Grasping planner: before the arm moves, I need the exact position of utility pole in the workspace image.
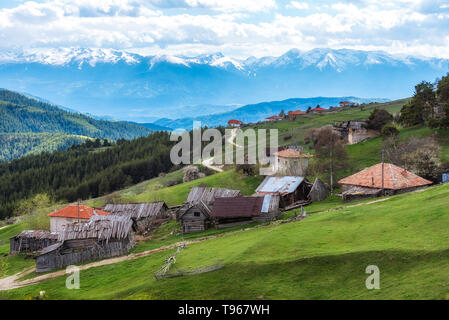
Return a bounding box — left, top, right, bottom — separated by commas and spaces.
381, 149, 385, 196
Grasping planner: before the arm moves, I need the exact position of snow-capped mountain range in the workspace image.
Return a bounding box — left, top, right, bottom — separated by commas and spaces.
0, 47, 447, 121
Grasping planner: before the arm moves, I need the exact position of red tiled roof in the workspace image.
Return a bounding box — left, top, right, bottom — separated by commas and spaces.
228, 119, 242, 124
338, 163, 432, 190
47, 205, 110, 219
211, 197, 264, 218
266, 116, 283, 120
275, 148, 312, 158
288, 110, 307, 116
311, 107, 326, 112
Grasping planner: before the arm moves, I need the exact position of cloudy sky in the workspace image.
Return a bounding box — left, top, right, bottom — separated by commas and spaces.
0, 0, 448, 58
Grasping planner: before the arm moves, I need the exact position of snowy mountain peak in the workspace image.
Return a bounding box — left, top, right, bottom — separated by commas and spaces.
0, 48, 447, 74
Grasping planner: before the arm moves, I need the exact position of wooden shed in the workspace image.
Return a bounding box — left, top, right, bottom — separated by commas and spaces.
308, 178, 328, 202
211, 195, 280, 229
10, 230, 60, 254
36, 215, 135, 273
104, 202, 168, 235
178, 187, 241, 233
255, 176, 312, 210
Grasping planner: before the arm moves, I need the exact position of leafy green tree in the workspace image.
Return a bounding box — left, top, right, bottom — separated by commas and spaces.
381, 123, 399, 140
366, 108, 393, 131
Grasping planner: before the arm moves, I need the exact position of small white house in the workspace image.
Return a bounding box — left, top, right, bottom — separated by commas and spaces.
47, 205, 110, 232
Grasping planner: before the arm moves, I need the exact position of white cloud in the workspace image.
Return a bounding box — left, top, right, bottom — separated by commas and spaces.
286, 1, 309, 10
0, 0, 448, 59
147, 0, 277, 12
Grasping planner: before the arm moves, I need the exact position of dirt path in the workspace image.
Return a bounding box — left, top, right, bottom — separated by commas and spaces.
0, 228, 256, 291
201, 128, 242, 172
202, 157, 223, 172
0, 195, 396, 291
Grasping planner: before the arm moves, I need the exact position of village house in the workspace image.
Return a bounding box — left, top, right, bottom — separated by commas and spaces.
178, 187, 241, 233
210, 195, 280, 229
104, 202, 169, 235
47, 204, 110, 232
265, 115, 283, 121
274, 148, 312, 176
255, 175, 313, 210
339, 101, 356, 107
311, 107, 327, 114
228, 119, 242, 127
338, 163, 433, 202
288, 110, 307, 119
333, 120, 379, 145
36, 215, 135, 273
10, 230, 60, 254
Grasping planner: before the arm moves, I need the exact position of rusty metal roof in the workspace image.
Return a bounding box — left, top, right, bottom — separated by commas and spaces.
211, 197, 264, 218
255, 176, 305, 195
338, 163, 433, 190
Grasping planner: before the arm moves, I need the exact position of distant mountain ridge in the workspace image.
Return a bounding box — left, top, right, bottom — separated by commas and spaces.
153, 96, 389, 129
0, 48, 446, 121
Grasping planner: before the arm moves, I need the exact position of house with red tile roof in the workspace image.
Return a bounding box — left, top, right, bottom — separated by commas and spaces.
310, 107, 327, 114
339, 101, 356, 107
288, 110, 307, 119
338, 163, 432, 202
265, 115, 283, 121
274, 148, 312, 176
228, 119, 242, 127
47, 205, 110, 232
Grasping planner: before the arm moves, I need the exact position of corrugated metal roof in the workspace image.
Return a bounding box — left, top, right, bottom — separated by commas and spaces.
261, 195, 272, 213
255, 176, 305, 195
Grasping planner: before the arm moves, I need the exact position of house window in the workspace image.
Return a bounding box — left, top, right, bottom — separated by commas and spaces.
194, 212, 200, 217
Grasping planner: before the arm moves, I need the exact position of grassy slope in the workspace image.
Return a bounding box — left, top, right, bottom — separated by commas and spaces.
1, 183, 449, 299
249, 99, 408, 151
87, 169, 264, 208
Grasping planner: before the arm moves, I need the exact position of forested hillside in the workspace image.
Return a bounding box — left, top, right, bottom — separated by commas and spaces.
0, 132, 89, 161
0, 89, 155, 161
0, 132, 175, 219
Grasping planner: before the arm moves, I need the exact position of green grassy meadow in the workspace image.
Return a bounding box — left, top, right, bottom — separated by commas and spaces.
1, 183, 449, 299
2, 98, 449, 300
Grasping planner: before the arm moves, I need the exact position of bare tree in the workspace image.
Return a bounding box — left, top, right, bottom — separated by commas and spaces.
384, 136, 441, 181
310, 126, 348, 194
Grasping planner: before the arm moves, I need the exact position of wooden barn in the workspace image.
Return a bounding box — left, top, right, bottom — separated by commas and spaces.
255, 176, 312, 210
308, 178, 328, 202
104, 202, 168, 235
338, 163, 433, 202
178, 187, 241, 233
36, 215, 135, 273
10, 230, 60, 254
211, 195, 280, 229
